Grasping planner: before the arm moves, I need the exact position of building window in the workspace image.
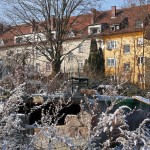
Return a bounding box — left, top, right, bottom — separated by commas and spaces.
26, 36, 32, 42
35, 63, 40, 72
78, 60, 84, 70
68, 30, 75, 37
46, 62, 51, 72
110, 24, 120, 31
51, 31, 56, 39
88, 25, 101, 35
138, 74, 144, 82
69, 66, 74, 77
116, 25, 120, 30
107, 58, 116, 67
123, 44, 130, 54
137, 37, 144, 46
68, 52, 74, 62
138, 56, 144, 65
0, 39, 4, 46
107, 41, 117, 50
135, 21, 143, 28
124, 63, 130, 72
91, 28, 98, 34
110, 26, 115, 31
107, 75, 116, 81
78, 44, 84, 53
16, 37, 23, 43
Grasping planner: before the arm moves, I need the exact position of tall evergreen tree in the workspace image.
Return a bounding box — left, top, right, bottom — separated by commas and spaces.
86, 38, 105, 75
88, 38, 98, 72
97, 47, 105, 74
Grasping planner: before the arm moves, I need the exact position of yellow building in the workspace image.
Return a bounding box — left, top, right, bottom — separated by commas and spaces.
103, 32, 148, 88
100, 5, 150, 89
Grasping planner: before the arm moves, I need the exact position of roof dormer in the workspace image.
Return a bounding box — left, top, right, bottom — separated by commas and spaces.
0, 39, 4, 46
67, 30, 75, 37
135, 20, 143, 28
88, 24, 102, 35
110, 24, 120, 31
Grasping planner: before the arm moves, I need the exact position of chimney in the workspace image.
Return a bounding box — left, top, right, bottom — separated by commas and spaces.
0, 24, 3, 33
131, 4, 136, 7
111, 6, 116, 18
31, 18, 37, 32
91, 8, 97, 24
50, 16, 55, 30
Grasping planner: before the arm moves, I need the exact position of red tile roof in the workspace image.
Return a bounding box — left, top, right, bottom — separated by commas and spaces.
0, 4, 150, 48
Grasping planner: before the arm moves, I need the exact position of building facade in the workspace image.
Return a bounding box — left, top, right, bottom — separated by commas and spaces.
0, 5, 150, 89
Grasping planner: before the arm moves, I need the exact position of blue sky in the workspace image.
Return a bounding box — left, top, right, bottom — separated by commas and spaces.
102, 0, 125, 10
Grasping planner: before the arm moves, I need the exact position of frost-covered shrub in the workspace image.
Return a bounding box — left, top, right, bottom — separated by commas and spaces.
0, 83, 34, 149
0, 74, 150, 150
117, 119, 150, 150
85, 106, 131, 149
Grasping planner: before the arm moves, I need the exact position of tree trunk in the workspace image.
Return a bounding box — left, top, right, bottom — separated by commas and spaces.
51, 59, 61, 76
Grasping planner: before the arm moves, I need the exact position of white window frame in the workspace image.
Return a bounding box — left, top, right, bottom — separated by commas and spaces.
107, 41, 117, 49
137, 37, 144, 46
68, 30, 75, 37
138, 56, 144, 65
68, 66, 74, 77
110, 26, 115, 31
51, 31, 56, 39
78, 44, 84, 53
15, 36, 23, 44
107, 58, 116, 67
15, 35, 32, 43
116, 25, 120, 30
15, 32, 52, 44
0, 39, 4, 46
110, 24, 120, 31
78, 60, 84, 70
68, 52, 74, 62
25, 35, 32, 42
36, 33, 47, 41
135, 21, 143, 28
88, 25, 101, 35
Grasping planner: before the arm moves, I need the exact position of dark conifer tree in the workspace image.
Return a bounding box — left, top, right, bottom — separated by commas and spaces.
86, 38, 105, 75
88, 38, 98, 72
97, 47, 105, 74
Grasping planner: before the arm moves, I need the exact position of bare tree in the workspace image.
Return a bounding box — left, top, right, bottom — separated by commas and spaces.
2, 0, 102, 75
